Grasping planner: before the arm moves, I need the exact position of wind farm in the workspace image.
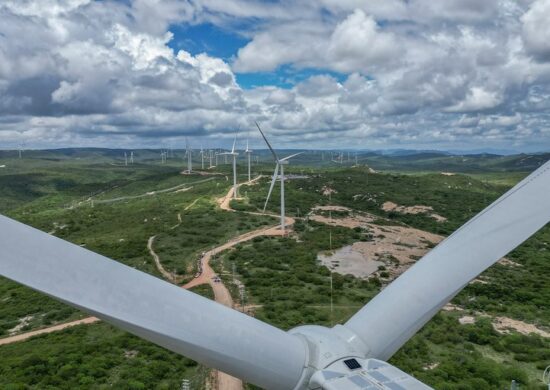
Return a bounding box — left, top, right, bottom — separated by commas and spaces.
1, 1, 550, 389
0, 142, 549, 389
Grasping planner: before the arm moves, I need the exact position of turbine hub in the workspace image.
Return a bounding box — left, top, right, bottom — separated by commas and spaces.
289, 325, 431, 389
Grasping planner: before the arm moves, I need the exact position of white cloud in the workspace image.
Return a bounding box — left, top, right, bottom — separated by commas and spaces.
0, 0, 549, 152
521, 0, 550, 62
326, 9, 401, 73
445, 87, 503, 113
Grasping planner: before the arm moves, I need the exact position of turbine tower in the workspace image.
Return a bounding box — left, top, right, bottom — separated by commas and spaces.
185, 139, 192, 173
256, 122, 302, 233
244, 138, 253, 182
130, 151, 134, 164
200, 145, 205, 170
220, 137, 239, 198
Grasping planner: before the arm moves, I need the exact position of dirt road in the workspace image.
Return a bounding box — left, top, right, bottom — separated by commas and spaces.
147, 236, 178, 283
181, 222, 288, 390
0, 317, 100, 346
218, 176, 262, 212
182, 177, 295, 390
1, 176, 293, 390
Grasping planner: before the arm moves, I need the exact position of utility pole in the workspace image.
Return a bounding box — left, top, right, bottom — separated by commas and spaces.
330, 273, 333, 327
181, 378, 190, 390
280, 163, 285, 233
240, 285, 246, 312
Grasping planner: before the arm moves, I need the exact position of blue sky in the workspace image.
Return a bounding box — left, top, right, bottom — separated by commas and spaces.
168, 22, 347, 89
168, 22, 248, 61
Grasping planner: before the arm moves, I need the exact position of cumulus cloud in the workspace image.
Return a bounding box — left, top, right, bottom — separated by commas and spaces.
326, 10, 401, 73
445, 87, 503, 113
0, 0, 549, 151
521, 0, 550, 62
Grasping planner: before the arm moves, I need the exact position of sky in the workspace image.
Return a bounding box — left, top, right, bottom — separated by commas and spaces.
0, 0, 550, 152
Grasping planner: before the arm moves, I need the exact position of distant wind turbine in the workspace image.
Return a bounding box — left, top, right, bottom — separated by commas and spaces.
256, 122, 302, 233
220, 136, 239, 198
184, 139, 192, 173
200, 145, 205, 170
244, 138, 253, 182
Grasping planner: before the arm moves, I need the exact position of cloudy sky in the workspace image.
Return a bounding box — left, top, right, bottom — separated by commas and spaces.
1, 0, 550, 151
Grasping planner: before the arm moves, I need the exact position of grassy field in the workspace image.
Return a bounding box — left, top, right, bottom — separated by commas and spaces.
0, 150, 548, 389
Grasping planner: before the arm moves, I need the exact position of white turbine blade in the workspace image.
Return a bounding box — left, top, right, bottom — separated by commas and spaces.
280, 152, 303, 162
264, 163, 279, 212
255, 122, 279, 162
345, 160, 550, 361
0, 215, 306, 390
231, 135, 237, 154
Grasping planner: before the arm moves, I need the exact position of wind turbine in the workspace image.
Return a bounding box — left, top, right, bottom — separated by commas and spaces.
1, 160, 550, 389
220, 136, 239, 198
130, 151, 134, 164
2, 160, 550, 389
244, 138, 253, 182
124, 152, 128, 166
184, 139, 192, 173
200, 145, 205, 170
256, 122, 302, 233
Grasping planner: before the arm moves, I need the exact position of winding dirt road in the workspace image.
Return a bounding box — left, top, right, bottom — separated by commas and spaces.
1, 176, 294, 390
182, 177, 294, 390
147, 235, 178, 283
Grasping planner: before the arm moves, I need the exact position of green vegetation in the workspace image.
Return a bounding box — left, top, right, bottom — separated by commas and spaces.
213, 221, 372, 329
0, 284, 213, 390
0, 278, 83, 337
0, 150, 548, 389
391, 314, 549, 389
154, 202, 273, 277
241, 167, 505, 235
